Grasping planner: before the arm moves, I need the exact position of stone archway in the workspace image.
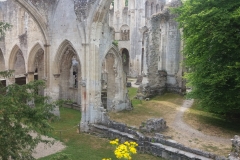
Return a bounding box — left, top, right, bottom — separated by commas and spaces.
28, 43, 45, 83
9, 45, 26, 85
59, 48, 81, 106
101, 52, 116, 110
54, 40, 82, 107
101, 46, 129, 112
121, 48, 130, 75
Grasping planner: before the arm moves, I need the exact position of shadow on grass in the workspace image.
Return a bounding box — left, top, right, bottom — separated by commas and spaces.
188, 101, 240, 134
40, 107, 164, 160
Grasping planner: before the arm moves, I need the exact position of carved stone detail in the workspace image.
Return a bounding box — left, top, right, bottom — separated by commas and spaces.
74, 0, 97, 22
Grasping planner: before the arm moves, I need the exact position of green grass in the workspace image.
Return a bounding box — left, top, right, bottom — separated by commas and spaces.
128, 87, 143, 107
39, 107, 164, 160
109, 88, 183, 127
192, 102, 240, 132
184, 101, 240, 137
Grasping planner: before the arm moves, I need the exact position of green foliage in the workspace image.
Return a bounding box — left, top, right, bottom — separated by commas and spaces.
0, 22, 12, 36
173, 0, 240, 116
125, 0, 128, 7
0, 71, 56, 159
112, 40, 118, 47
111, 0, 114, 7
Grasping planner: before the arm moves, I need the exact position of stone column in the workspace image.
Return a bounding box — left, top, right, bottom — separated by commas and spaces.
44, 44, 51, 87
6, 76, 15, 86
26, 72, 34, 83
50, 74, 61, 117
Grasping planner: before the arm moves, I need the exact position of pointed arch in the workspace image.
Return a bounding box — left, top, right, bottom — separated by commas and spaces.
15, 0, 49, 43
28, 43, 44, 73
9, 45, 22, 70
101, 45, 126, 111
54, 40, 81, 75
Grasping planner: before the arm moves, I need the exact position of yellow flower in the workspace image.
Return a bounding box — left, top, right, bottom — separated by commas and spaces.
108, 139, 138, 160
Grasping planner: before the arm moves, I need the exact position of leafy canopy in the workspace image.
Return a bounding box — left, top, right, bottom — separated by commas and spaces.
173, 0, 240, 115
0, 70, 56, 159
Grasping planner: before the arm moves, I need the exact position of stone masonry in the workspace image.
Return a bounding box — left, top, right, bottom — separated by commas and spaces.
0, 0, 185, 132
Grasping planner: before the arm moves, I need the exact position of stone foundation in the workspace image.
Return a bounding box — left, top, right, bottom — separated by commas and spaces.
139, 118, 167, 133
229, 135, 240, 160
90, 117, 227, 160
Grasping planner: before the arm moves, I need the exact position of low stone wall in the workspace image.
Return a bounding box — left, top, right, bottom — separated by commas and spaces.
139, 118, 167, 133
229, 135, 240, 160
90, 119, 227, 160
64, 103, 81, 111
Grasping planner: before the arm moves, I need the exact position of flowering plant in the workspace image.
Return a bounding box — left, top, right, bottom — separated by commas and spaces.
103, 139, 138, 160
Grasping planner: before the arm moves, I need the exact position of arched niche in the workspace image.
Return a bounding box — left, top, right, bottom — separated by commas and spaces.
55, 40, 82, 106
145, 1, 150, 18
120, 24, 130, 41
101, 46, 126, 111
156, 4, 160, 13
28, 43, 45, 81
9, 45, 26, 85
151, 2, 155, 15
120, 48, 130, 75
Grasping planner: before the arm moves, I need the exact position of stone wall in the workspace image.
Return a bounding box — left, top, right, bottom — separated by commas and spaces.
144, 1, 185, 96
229, 135, 240, 160
90, 117, 227, 160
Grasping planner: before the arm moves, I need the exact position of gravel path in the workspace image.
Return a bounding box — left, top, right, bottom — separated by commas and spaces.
173, 99, 229, 144
32, 134, 66, 159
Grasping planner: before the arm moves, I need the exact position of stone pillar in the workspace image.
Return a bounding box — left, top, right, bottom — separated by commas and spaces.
44, 44, 51, 88
50, 74, 61, 117
80, 43, 90, 132
26, 72, 34, 83
6, 76, 15, 86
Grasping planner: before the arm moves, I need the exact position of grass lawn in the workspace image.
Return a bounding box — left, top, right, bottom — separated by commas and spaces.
109, 87, 184, 127
184, 101, 240, 138
39, 107, 164, 160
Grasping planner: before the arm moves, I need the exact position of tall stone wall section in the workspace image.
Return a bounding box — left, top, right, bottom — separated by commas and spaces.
147, 11, 168, 95
145, 1, 185, 95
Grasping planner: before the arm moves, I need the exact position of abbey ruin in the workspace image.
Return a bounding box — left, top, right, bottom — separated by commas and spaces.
0, 0, 185, 132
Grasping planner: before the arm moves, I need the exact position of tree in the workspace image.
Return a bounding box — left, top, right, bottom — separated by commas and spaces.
0, 70, 56, 159
173, 0, 240, 116
0, 22, 59, 160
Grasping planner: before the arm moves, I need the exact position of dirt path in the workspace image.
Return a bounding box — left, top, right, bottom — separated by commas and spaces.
129, 80, 231, 155
32, 133, 66, 159
173, 99, 229, 144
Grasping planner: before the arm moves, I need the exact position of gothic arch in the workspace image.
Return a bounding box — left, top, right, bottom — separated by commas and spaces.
53, 40, 81, 75
156, 4, 160, 13
8, 45, 23, 71
120, 24, 130, 41
55, 40, 82, 105
87, 0, 113, 43
151, 2, 155, 15
15, 0, 49, 43
101, 45, 125, 111
120, 48, 130, 75
28, 43, 44, 73
145, 1, 150, 18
